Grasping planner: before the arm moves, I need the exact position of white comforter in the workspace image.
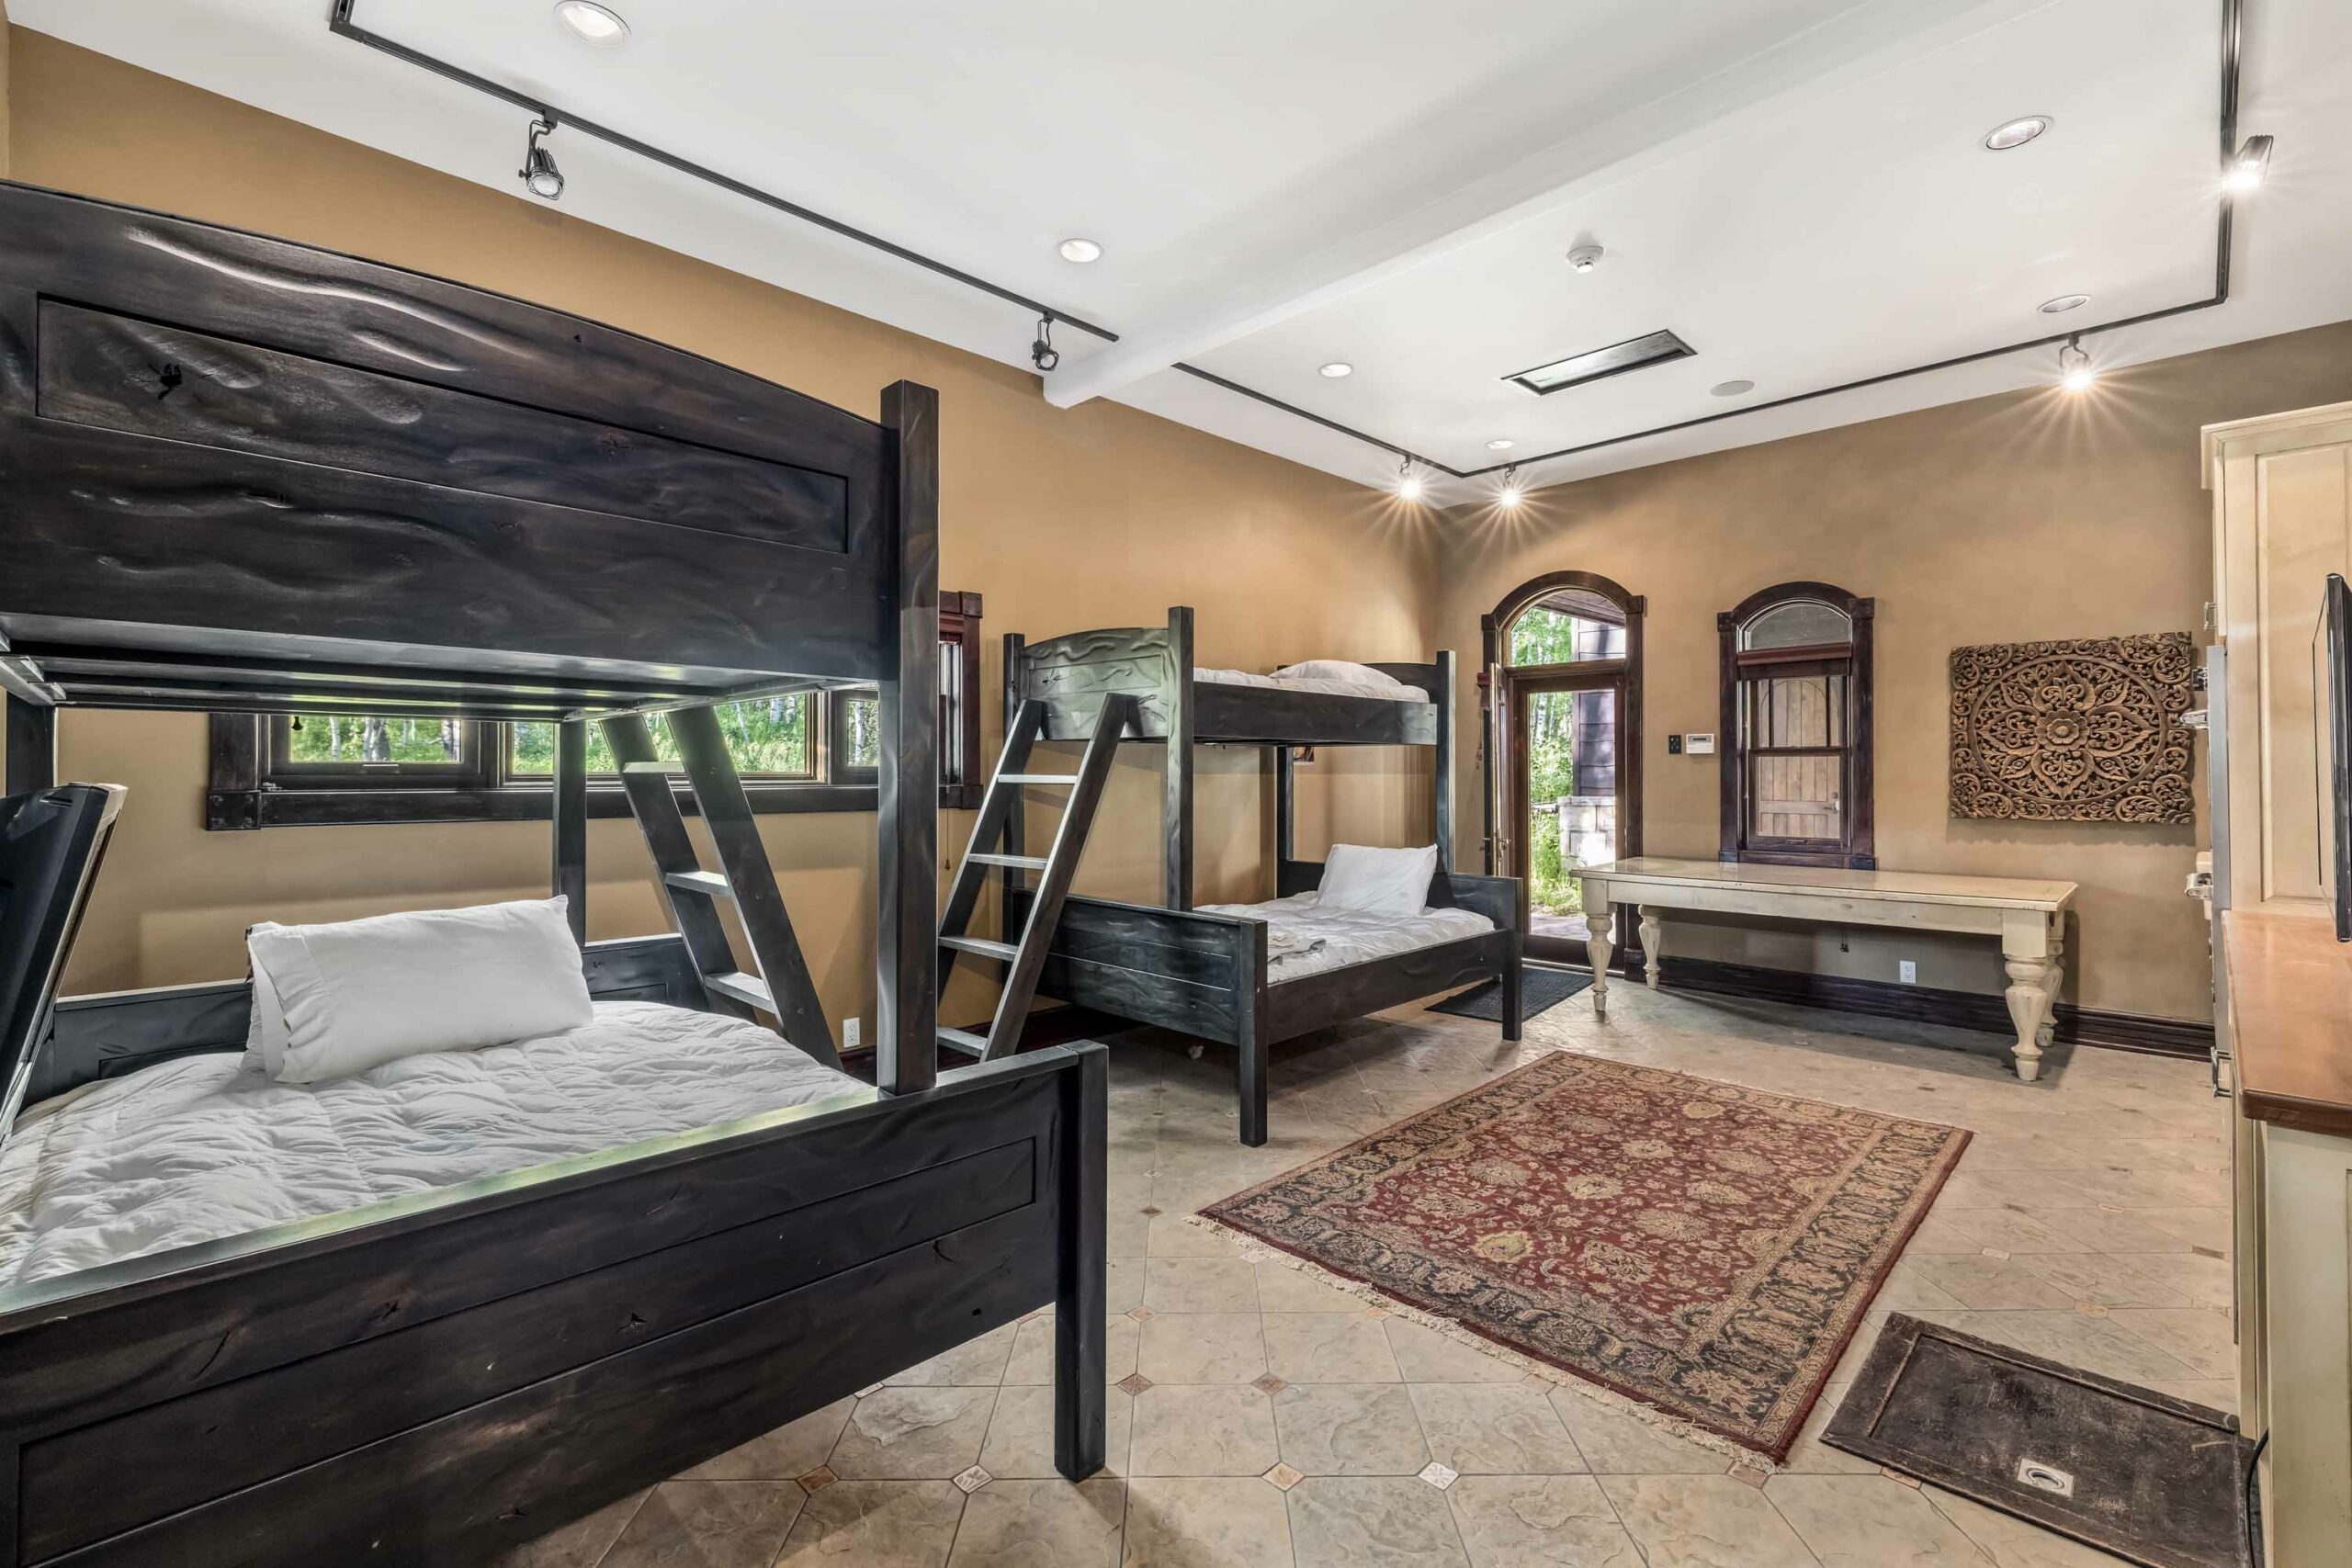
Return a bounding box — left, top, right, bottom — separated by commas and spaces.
1196, 668, 1430, 704
1195, 892, 1493, 983
0, 1001, 854, 1288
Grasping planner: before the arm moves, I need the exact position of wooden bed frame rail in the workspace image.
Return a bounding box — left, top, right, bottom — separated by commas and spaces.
0, 1043, 1107, 1567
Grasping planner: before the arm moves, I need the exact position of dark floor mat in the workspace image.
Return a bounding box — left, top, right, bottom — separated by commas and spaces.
1429, 966, 1591, 1022
1827, 1314, 2258, 1568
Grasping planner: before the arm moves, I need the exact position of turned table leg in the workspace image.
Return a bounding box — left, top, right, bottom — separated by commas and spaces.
1586, 907, 1614, 1017
2037, 932, 2065, 1051
1638, 906, 1663, 989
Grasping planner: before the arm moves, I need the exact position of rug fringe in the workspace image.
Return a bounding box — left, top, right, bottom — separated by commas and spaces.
1182, 1209, 1778, 1471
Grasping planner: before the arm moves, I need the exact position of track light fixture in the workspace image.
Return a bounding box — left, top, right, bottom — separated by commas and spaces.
519, 118, 565, 201
1030, 313, 1060, 374
1396, 456, 1425, 503
2058, 334, 2097, 393
2225, 133, 2274, 193
1497, 466, 1525, 509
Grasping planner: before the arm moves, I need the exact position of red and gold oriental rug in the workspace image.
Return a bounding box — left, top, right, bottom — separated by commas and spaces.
1198, 1052, 1968, 1461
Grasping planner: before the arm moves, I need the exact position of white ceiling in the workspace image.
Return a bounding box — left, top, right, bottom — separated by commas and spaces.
17, 0, 2352, 503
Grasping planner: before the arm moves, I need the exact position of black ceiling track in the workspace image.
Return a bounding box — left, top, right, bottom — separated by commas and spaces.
328, 0, 2246, 487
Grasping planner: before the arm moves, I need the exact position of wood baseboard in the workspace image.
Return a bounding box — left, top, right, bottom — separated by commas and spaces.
1654, 956, 2212, 1059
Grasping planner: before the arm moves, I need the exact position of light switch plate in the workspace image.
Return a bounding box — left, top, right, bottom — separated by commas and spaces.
1685, 732, 1716, 755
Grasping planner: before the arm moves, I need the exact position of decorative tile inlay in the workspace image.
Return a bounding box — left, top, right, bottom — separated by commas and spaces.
1949, 631, 2194, 823
1418, 1461, 1460, 1491
1263, 1462, 1304, 1492
953, 1464, 992, 1495
1981, 1247, 2011, 1260
797, 1466, 836, 1494
1732, 1464, 1770, 1489
1117, 1372, 1155, 1397
1141, 1205, 1163, 1217
2076, 1301, 2111, 1317
1127, 1306, 1156, 1323
1252, 1374, 1289, 1395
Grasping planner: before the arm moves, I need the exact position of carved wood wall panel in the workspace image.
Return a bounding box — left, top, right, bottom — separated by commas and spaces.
1949, 632, 2194, 823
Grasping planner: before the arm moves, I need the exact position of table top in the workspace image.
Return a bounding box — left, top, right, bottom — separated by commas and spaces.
1577, 856, 2077, 911
2225, 907, 2352, 1139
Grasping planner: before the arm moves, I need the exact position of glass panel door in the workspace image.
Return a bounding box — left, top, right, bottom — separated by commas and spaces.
1515, 677, 1622, 962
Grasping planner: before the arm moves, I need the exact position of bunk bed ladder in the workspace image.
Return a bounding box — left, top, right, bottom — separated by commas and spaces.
605, 708, 840, 1070
936, 694, 1135, 1062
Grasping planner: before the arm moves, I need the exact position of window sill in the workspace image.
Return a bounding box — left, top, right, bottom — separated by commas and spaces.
207, 781, 882, 830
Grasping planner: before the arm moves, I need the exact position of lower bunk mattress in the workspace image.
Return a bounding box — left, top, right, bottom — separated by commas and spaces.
1193, 892, 1493, 983
0, 999, 854, 1288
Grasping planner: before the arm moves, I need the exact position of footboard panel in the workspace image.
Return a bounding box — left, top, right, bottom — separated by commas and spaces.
1012, 892, 1262, 1044
0, 1045, 1106, 1567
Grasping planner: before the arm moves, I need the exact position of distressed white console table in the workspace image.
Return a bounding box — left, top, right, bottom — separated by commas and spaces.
1576, 858, 2078, 1081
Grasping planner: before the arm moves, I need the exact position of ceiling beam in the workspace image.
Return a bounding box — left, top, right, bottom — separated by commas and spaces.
1045, 0, 2063, 412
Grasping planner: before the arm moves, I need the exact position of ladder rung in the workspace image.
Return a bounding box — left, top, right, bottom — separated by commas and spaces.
703, 970, 773, 1010
936, 1026, 989, 1058
968, 852, 1049, 871
942, 935, 1018, 962
664, 869, 731, 897
998, 773, 1080, 785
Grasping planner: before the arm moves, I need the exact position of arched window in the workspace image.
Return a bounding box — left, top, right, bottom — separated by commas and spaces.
1717, 581, 1874, 868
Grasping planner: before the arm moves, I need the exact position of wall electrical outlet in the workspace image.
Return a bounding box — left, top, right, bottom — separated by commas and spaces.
842, 1018, 863, 1050
1898, 960, 1917, 985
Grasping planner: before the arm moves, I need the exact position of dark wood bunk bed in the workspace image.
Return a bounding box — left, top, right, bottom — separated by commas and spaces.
0, 182, 1104, 1568
998, 610, 1524, 1146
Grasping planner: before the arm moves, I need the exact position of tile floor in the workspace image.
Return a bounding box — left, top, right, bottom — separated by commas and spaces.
502, 981, 2234, 1567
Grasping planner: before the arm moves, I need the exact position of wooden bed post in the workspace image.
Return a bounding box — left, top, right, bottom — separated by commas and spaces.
1001, 631, 1028, 934
552, 718, 588, 946
878, 380, 941, 1096
1233, 918, 1271, 1146
1054, 1042, 1110, 1478
6, 693, 59, 795
1166, 606, 1195, 910
1433, 649, 1456, 874
1273, 743, 1296, 875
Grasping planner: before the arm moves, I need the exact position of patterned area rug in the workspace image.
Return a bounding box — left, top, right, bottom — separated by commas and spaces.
1198, 1052, 1969, 1461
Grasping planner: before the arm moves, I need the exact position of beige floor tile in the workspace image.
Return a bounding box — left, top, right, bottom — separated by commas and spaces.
1596, 1474, 1816, 1567
1776, 1384, 1877, 1476
1384, 1318, 1528, 1383
888, 1322, 1019, 1386
775, 1479, 965, 1568
2030, 1209, 2202, 1255
1446, 1474, 1642, 1566
1140, 1313, 1270, 1384
676, 1397, 858, 1482
1546, 1389, 1731, 1476
946, 1477, 1125, 1568
1904, 1255, 2077, 1310
1287, 1475, 1470, 1568
979, 1383, 1135, 1480
1273, 1382, 1431, 1476
1933, 1311, 2197, 1386
1130, 1384, 1282, 1477
491, 1488, 649, 1568
2127, 1207, 2233, 1252
1151, 1213, 1249, 1258
601, 1480, 804, 1568
2007, 1252, 2192, 1310
2144, 1377, 2239, 1416
827, 1387, 998, 1480
1255, 1262, 1367, 1314
2108, 1306, 2237, 1379
1263, 1313, 1403, 1382
1873, 1262, 1969, 1312
1122, 1476, 1295, 1568
1922, 1484, 2138, 1565
1768, 1472, 1986, 1565
1006, 1314, 1142, 1385
1146, 1258, 1262, 1314
1408, 1383, 1586, 1475
1107, 1257, 1149, 1314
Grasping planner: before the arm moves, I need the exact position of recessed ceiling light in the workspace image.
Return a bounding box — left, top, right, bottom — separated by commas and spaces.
2038, 293, 2091, 314
553, 1, 629, 46
1486, 438, 1515, 451
1709, 379, 1755, 398
1057, 237, 1102, 264
1983, 115, 2052, 151
1318, 362, 1353, 379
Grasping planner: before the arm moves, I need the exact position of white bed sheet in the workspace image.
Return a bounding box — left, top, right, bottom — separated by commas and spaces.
0, 1000, 855, 1288
1195, 668, 1429, 704
1194, 892, 1493, 983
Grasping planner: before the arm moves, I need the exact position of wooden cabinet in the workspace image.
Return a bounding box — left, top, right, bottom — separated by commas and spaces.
2204, 401, 2352, 915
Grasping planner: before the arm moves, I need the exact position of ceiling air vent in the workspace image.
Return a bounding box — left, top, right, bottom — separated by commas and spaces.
1505, 329, 1695, 395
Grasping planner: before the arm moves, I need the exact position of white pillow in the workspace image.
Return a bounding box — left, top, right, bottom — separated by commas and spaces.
1317, 844, 1438, 918
1273, 660, 1408, 689
245, 898, 592, 1084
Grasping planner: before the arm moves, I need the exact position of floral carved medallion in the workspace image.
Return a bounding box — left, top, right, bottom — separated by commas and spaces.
1949, 632, 2194, 823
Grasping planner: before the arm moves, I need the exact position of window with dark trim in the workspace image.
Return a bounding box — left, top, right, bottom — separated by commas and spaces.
1717, 581, 1874, 869
208, 592, 984, 829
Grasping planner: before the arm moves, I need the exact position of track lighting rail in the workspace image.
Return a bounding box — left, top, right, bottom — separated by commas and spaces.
328, 0, 2252, 489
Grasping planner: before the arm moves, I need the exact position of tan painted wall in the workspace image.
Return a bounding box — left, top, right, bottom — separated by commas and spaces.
1436, 319, 2352, 1023
1, 3, 12, 175
5, 32, 1437, 1032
